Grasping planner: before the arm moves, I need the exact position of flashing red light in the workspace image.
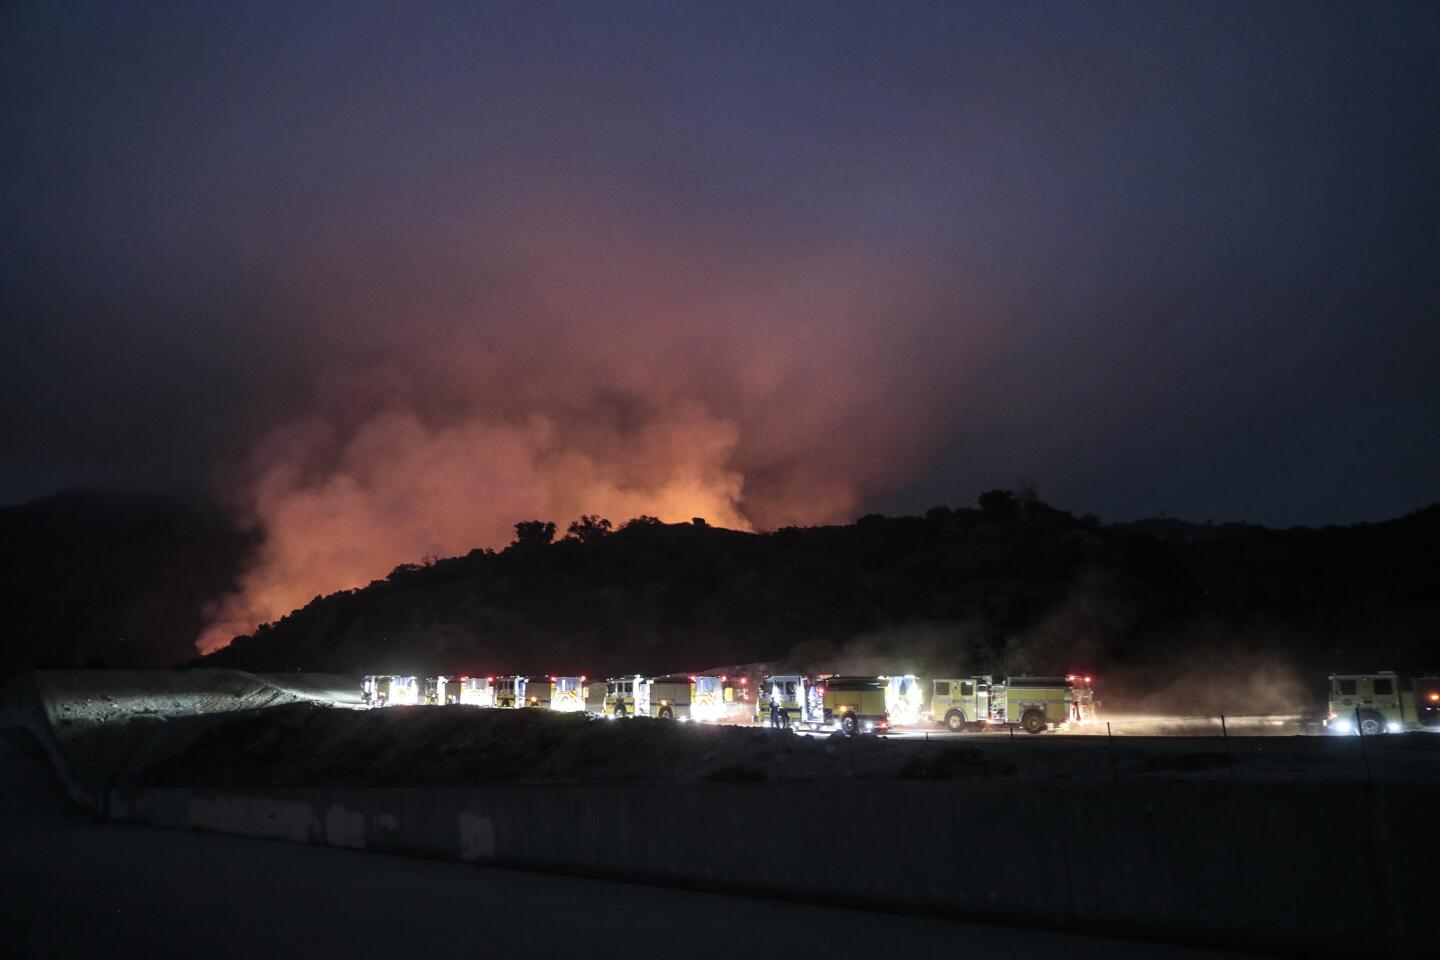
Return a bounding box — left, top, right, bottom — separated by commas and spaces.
1084, 676, 1092, 683
1429, 692, 1439, 702
580, 675, 587, 682
740, 678, 748, 685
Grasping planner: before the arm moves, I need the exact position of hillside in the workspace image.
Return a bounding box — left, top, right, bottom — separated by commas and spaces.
0, 490, 255, 675
199, 494, 1440, 710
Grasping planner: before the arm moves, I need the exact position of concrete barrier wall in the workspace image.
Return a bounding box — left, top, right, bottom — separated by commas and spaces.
106, 780, 1436, 959
0, 674, 97, 812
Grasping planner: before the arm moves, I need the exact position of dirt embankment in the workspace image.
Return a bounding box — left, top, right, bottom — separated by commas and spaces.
101, 702, 1440, 789
7, 670, 1438, 792
37, 669, 360, 728
0, 670, 361, 801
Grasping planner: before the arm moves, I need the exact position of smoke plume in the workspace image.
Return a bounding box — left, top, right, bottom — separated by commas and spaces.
197, 196, 975, 653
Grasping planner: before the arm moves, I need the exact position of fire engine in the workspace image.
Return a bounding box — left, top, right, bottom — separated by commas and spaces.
496, 676, 551, 709
361, 675, 419, 707
823, 676, 892, 735
423, 676, 467, 705
599, 675, 728, 720
453, 676, 495, 707
1066, 674, 1099, 723
755, 675, 825, 729
755, 674, 897, 735
927, 675, 1088, 733
690, 675, 729, 722
1325, 672, 1440, 734
585, 681, 608, 714
722, 677, 754, 722
649, 675, 693, 718
548, 676, 587, 712
885, 675, 924, 727
604, 675, 650, 717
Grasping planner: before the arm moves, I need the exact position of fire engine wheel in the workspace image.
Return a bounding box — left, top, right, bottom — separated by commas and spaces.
840, 713, 860, 737
945, 711, 966, 732
1357, 713, 1384, 736
1021, 711, 1046, 734
658, 707, 674, 720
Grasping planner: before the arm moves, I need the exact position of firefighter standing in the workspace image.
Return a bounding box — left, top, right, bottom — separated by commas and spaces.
769, 696, 782, 729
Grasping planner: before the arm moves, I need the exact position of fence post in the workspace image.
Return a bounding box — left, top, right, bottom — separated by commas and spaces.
1356, 706, 1372, 782
1221, 713, 1233, 781
1107, 721, 1118, 781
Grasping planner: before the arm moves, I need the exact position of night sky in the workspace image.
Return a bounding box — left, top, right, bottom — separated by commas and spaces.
4, 2, 1439, 642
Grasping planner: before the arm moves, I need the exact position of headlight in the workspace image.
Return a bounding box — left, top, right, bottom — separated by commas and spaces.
1387, 722, 1403, 733
1332, 719, 1352, 733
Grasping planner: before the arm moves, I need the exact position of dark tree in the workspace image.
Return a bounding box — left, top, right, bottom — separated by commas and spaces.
978, 489, 1017, 520
565, 515, 613, 543
512, 520, 557, 547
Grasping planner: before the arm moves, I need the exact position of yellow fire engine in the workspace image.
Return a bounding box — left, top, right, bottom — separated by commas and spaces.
453, 676, 495, 707
927, 675, 1090, 733
1326, 672, 1440, 734
548, 676, 587, 712
361, 675, 419, 707
756, 675, 895, 735
603, 675, 650, 717
496, 676, 551, 708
